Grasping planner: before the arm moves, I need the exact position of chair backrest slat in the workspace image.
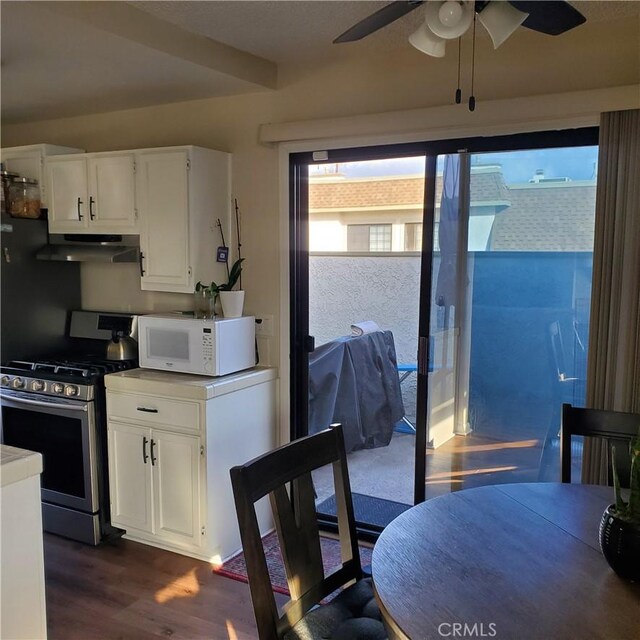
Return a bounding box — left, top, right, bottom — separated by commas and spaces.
230, 424, 363, 640
560, 403, 640, 484
270, 475, 323, 599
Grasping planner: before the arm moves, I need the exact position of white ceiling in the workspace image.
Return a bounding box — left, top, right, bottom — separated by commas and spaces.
2, 1, 638, 124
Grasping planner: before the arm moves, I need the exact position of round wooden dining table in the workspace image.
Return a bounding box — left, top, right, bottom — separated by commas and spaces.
372, 483, 640, 640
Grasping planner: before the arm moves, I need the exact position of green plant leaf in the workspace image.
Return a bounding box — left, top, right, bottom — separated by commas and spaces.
226, 258, 244, 291
626, 429, 640, 523
612, 444, 627, 517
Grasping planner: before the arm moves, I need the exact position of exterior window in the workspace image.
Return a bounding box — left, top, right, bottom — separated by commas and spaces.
405, 223, 422, 251
348, 224, 392, 251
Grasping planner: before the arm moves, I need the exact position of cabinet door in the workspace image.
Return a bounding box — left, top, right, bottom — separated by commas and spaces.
152, 431, 202, 547
108, 422, 153, 533
87, 155, 137, 232
137, 150, 191, 292
46, 158, 89, 232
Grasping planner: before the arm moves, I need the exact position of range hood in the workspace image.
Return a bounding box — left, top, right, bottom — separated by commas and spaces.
37, 234, 140, 263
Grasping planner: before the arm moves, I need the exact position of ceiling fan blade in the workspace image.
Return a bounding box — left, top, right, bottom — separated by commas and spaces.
334, 1, 424, 43
508, 1, 585, 36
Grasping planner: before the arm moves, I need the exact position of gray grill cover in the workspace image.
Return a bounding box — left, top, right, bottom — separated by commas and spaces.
308, 331, 405, 453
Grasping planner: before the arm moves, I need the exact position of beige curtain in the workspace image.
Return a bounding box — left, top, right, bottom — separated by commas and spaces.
582, 109, 640, 484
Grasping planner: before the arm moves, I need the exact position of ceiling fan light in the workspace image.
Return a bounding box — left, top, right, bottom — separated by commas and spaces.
438, 1, 463, 27
425, 1, 474, 40
478, 1, 529, 49
409, 24, 446, 57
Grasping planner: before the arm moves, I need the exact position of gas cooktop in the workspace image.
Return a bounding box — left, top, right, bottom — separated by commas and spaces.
3, 357, 136, 380
1, 310, 140, 398
1, 357, 138, 401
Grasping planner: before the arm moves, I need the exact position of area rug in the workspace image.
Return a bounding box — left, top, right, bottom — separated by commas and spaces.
317, 492, 410, 529
213, 531, 373, 596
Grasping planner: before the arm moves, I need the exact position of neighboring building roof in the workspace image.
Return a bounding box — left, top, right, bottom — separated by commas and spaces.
489, 182, 596, 251
310, 175, 425, 209
309, 165, 596, 252
309, 165, 508, 210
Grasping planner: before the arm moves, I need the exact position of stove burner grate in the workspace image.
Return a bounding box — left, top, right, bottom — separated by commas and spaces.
2, 357, 137, 381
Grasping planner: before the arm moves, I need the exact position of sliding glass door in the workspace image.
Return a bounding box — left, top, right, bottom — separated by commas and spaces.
291, 147, 432, 534
290, 128, 599, 534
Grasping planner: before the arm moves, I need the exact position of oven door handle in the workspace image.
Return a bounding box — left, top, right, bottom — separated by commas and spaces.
2, 394, 88, 412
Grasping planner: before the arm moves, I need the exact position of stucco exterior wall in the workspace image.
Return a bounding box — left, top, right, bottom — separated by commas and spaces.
310, 254, 422, 418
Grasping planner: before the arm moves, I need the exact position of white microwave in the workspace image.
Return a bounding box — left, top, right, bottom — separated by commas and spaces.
138, 314, 255, 376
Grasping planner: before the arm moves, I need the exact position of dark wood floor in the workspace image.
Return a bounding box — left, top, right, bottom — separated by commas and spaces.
43, 533, 270, 639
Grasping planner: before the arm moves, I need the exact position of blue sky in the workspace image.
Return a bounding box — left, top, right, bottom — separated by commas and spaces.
310, 146, 598, 184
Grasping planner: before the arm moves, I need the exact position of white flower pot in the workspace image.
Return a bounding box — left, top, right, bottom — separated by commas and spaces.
220, 290, 245, 318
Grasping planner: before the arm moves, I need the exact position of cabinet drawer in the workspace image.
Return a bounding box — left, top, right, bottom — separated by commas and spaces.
107, 392, 200, 434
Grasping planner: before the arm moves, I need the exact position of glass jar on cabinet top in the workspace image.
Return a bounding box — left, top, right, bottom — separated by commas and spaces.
8, 177, 41, 219
1, 169, 19, 216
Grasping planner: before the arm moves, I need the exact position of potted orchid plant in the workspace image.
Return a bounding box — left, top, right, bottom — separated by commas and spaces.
195, 201, 245, 318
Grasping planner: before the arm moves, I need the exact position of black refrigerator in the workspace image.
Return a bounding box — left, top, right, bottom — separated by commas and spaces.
1, 214, 81, 361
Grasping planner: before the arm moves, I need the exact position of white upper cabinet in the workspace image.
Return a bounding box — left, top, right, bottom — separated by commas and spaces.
46, 156, 90, 230
136, 150, 190, 291
87, 155, 137, 231
136, 146, 231, 294
46, 152, 138, 234
11, 143, 231, 293
1, 144, 84, 207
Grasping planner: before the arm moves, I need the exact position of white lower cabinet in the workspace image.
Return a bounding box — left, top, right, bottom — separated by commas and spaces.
105, 367, 277, 562
109, 422, 203, 547
108, 422, 152, 533
152, 429, 202, 546
108, 421, 202, 551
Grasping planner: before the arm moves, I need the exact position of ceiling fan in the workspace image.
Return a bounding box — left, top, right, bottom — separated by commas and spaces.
334, 1, 586, 110
335, 1, 586, 49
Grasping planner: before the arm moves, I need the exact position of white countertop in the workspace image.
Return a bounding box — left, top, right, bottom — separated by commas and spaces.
0, 445, 43, 488
105, 366, 278, 400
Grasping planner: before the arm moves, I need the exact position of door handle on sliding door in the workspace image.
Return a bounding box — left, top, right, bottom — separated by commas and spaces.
418, 336, 429, 376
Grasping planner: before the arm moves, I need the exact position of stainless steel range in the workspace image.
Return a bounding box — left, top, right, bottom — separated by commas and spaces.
0, 311, 139, 545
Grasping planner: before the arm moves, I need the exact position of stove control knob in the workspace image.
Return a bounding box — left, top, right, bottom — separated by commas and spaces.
12, 377, 25, 389
52, 383, 65, 394
31, 380, 46, 392
1, 376, 11, 387
65, 385, 79, 397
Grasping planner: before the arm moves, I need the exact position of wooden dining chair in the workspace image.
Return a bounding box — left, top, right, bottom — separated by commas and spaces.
230, 424, 387, 640
560, 403, 640, 485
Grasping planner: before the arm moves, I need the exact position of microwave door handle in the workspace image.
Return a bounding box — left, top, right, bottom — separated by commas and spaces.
1, 395, 88, 411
